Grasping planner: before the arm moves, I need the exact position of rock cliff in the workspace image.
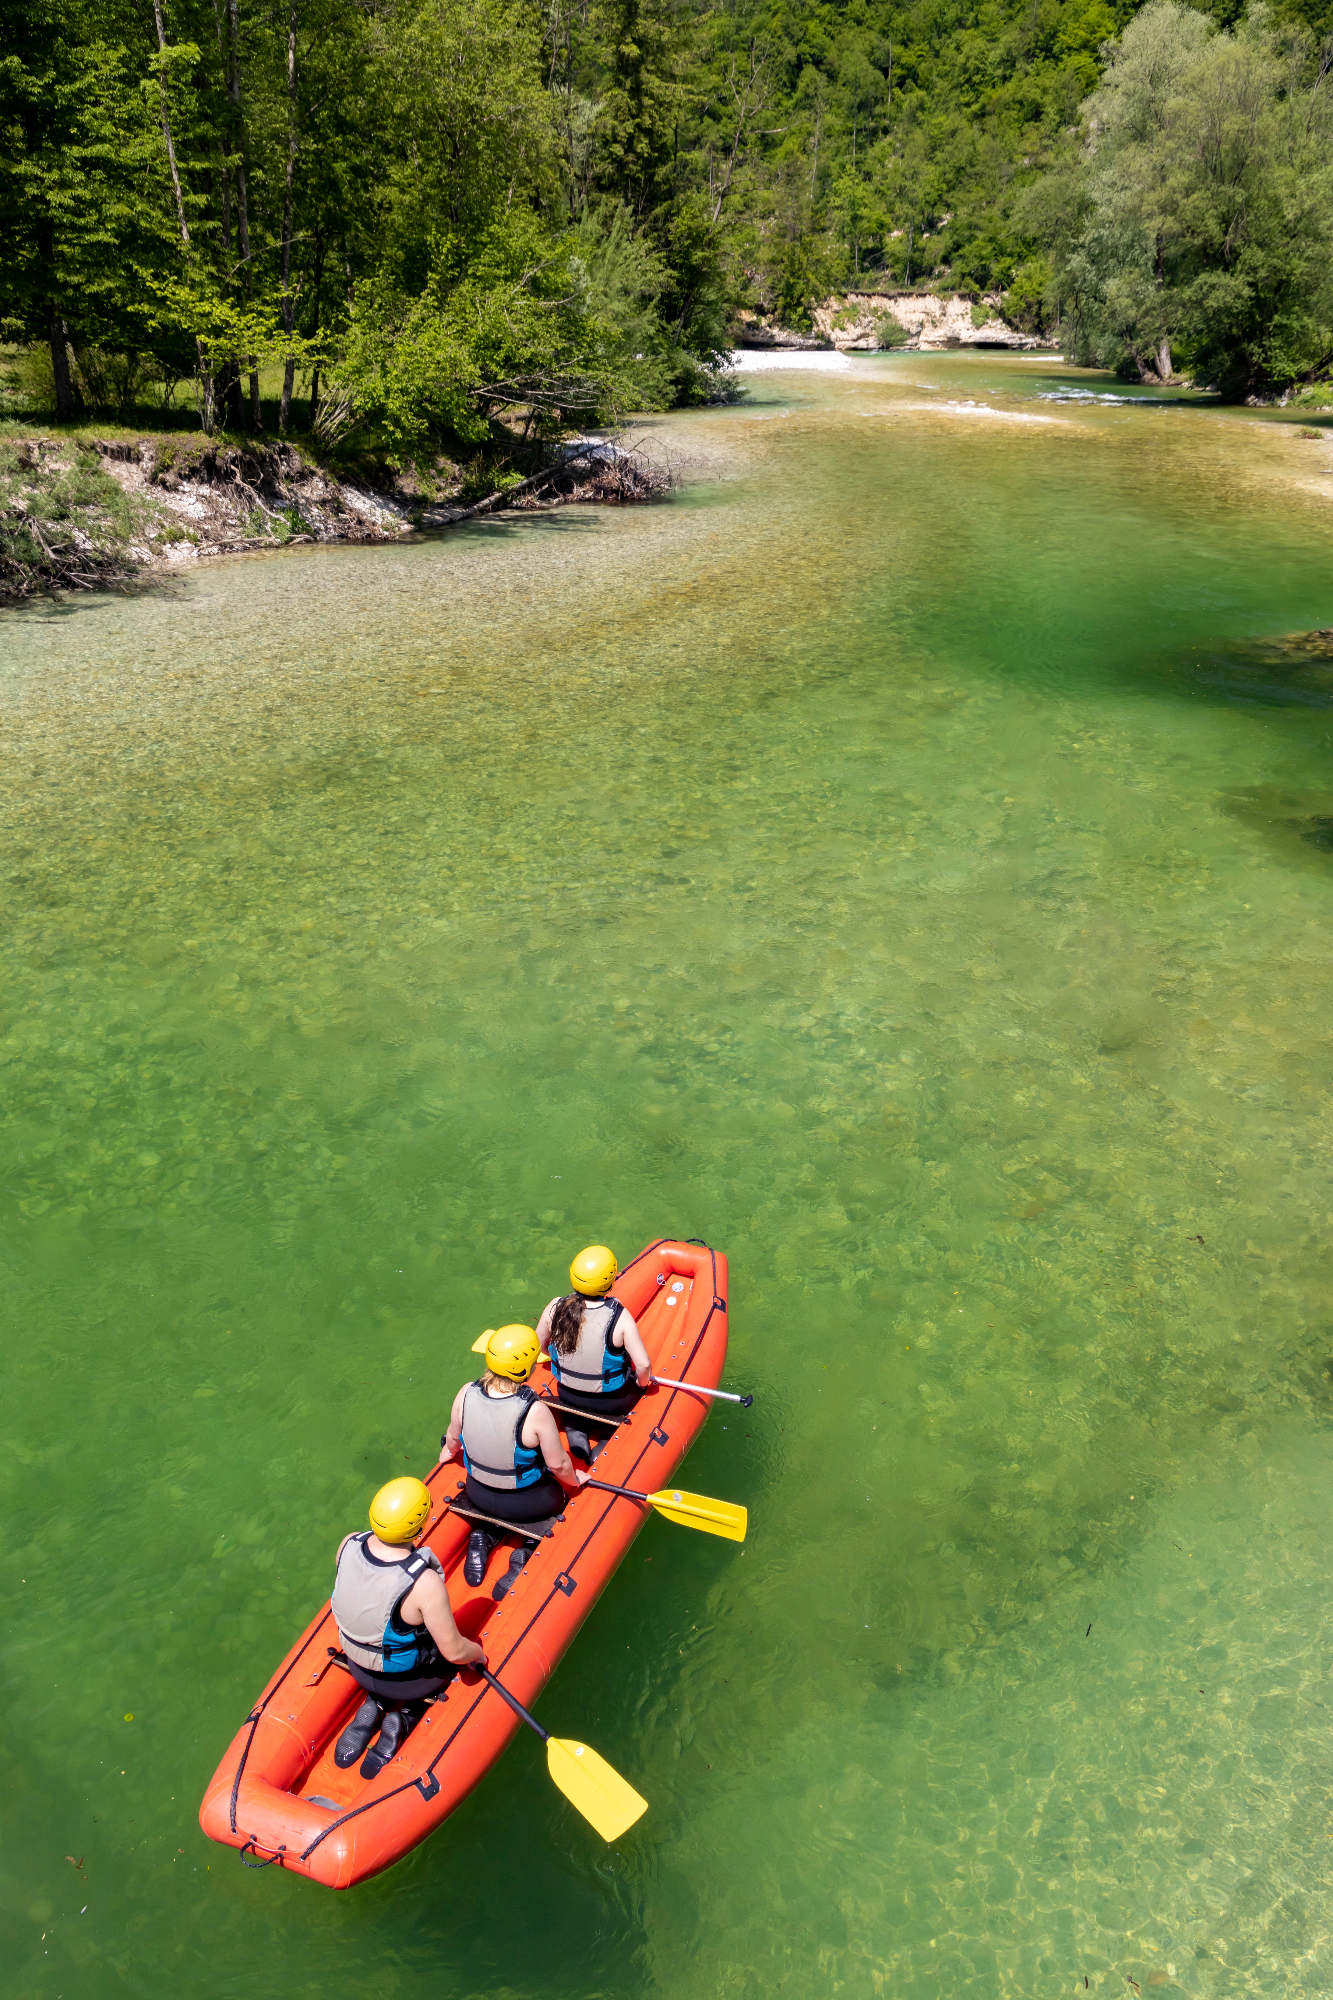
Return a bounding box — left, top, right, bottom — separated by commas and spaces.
817, 291, 1046, 351
733, 292, 1049, 355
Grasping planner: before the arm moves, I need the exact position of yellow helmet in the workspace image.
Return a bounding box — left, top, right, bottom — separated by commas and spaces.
485, 1323, 541, 1381
570, 1244, 618, 1296
369, 1476, 432, 1545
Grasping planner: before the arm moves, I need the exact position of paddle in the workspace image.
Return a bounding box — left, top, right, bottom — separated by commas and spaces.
446, 1498, 554, 1541
583, 1477, 747, 1543
653, 1374, 753, 1407
539, 1394, 626, 1426
476, 1666, 648, 1843
469, 1333, 752, 1407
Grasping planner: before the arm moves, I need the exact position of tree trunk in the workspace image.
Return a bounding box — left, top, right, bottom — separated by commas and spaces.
278, 0, 300, 434
1133, 341, 1174, 384
153, 0, 218, 430
1150, 231, 1173, 383
307, 229, 324, 428
225, 0, 259, 431
219, 358, 244, 429
209, 0, 237, 429
47, 305, 74, 422
152, 0, 191, 248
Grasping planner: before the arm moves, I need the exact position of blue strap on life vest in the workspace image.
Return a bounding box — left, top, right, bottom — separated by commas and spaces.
599, 1298, 631, 1392
380, 1547, 436, 1674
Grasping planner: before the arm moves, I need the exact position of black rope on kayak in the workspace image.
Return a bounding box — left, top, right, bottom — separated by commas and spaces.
229, 1717, 262, 1835
228, 1624, 330, 1831
617, 1238, 670, 1276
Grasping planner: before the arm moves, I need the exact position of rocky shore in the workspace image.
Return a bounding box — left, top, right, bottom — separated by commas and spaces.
0, 431, 670, 606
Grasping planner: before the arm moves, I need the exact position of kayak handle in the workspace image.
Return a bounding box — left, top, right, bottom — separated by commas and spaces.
239, 1838, 286, 1869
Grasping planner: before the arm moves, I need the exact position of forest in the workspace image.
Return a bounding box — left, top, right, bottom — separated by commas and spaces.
3, 0, 1332, 454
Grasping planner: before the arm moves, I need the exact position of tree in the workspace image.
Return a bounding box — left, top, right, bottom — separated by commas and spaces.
0, 0, 175, 416
1044, 0, 1333, 396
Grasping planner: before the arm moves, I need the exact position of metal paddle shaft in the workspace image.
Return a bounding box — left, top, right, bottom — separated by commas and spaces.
582, 1477, 748, 1542
653, 1374, 753, 1407
478, 1665, 550, 1743
476, 1667, 648, 1843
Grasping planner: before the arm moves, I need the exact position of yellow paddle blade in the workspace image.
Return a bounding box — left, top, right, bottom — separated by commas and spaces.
646, 1488, 748, 1542
545, 1737, 648, 1843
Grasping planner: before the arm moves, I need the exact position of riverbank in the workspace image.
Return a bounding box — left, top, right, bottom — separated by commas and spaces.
0, 428, 671, 605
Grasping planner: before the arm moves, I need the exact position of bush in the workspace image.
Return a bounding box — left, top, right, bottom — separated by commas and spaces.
874, 312, 912, 348
6, 342, 171, 419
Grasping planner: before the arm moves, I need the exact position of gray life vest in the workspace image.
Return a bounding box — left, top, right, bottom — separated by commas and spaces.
331, 1533, 445, 1676
550, 1297, 630, 1397
460, 1381, 544, 1491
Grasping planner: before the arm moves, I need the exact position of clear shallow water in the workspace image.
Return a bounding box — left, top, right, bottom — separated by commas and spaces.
4, 352, 1333, 1998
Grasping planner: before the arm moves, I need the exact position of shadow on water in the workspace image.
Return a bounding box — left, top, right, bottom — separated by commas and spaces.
1185, 627, 1333, 713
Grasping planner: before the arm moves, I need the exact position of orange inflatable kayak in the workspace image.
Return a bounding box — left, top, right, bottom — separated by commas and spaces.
199, 1238, 732, 1887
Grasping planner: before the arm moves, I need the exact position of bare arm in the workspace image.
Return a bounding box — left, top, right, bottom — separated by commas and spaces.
438, 1382, 469, 1463
535, 1297, 559, 1353
525, 1401, 587, 1492
405, 1569, 485, 1668
620, 1317, 653, 1390
611, 1308, 652, 1389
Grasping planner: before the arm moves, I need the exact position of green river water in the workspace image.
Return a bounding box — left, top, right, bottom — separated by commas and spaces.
5, 352, 1333, 1999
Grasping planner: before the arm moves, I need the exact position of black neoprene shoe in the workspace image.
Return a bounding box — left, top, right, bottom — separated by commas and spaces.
334, 1698, 383, 1770
492, 1546, 529, 1602
464, 1528, 494, 1587
360, 1705, 416, 1780
565, 1428, 592, 1462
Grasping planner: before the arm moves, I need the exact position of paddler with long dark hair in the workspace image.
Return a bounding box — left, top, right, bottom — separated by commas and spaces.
438, 1323, 588, 1600
330, 1476, 486, 1780
536, 1245, 653, 1465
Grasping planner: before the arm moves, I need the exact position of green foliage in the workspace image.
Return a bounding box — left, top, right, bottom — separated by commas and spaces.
371, 0, 558, 284
874, 310, 912, 347
330, 215, 651, 458
6, 0, 1329, 446
1038, 0, 1333, 398
593, 0, 681, 217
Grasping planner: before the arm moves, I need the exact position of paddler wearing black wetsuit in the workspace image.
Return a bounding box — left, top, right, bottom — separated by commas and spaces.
536, 1244, 654, 1464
